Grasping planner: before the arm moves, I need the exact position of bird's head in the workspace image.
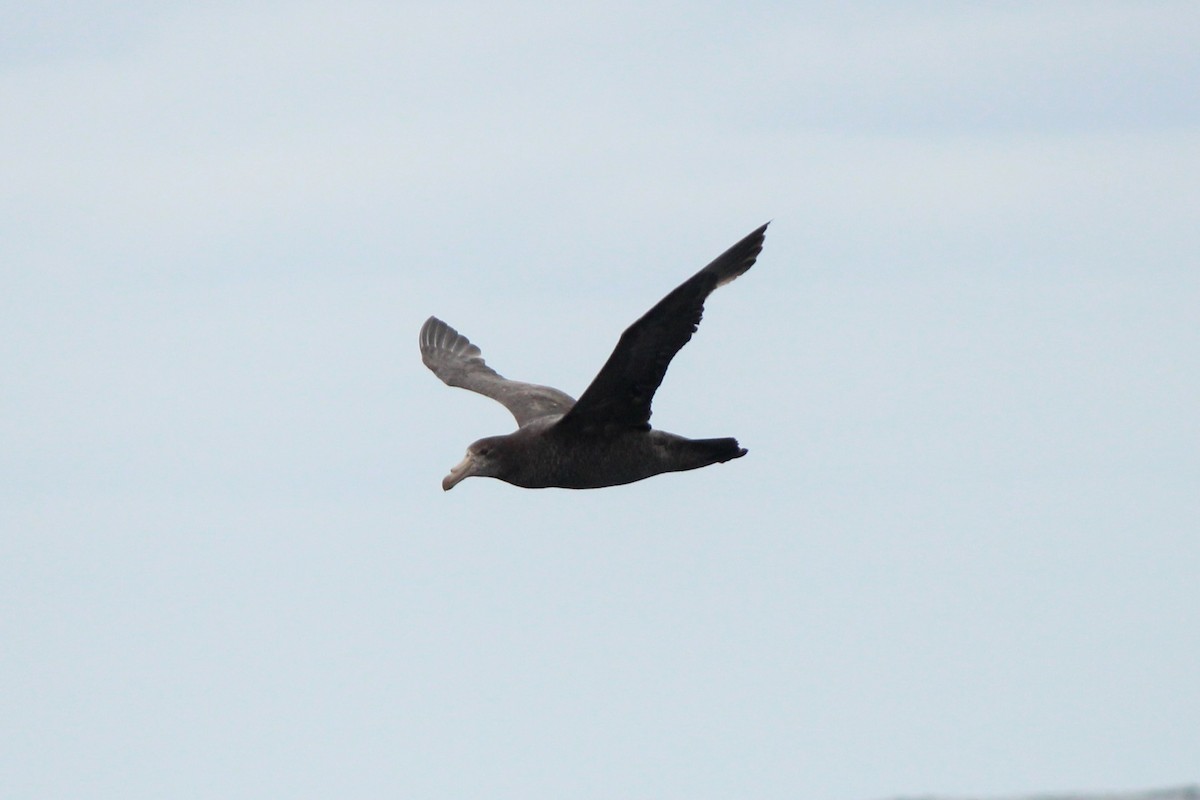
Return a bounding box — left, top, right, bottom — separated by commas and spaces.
442, 436, 508, 490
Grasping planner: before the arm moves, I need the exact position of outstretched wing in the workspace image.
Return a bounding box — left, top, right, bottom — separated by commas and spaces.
419, 316, 576, 427
558, 222, 768, 431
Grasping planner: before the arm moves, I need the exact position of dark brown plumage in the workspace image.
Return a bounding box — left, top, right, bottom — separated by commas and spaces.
420, 222, 768, 490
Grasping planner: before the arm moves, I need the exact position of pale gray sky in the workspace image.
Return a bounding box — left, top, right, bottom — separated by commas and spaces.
2, 3, 1197, 799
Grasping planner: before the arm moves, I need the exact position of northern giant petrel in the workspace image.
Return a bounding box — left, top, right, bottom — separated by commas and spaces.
420, 222, 768, 490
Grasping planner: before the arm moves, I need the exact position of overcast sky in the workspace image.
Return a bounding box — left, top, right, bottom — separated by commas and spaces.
2, 3, 1198, 799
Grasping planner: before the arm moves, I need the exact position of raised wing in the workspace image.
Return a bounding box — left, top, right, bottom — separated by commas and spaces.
420, 316, 576, 427
557, 222, 768, 431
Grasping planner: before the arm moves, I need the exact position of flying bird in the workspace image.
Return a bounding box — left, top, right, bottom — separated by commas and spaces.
420, 222, 769, 490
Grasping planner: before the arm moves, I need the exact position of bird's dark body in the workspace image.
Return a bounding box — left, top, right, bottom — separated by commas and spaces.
420, 222, 768, 491
472, 418, 747, 489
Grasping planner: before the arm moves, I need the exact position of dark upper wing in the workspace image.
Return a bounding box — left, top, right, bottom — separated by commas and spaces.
419, 316, 576, 427
557, 222, 768, 431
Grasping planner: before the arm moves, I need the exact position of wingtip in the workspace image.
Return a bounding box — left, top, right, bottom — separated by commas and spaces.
707, 222, 769, 287
751, 220, 770, 245
420, 316, 461, 358
419, 315, 440, 349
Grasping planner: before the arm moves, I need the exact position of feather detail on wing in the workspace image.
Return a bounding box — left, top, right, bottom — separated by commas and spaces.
419, 316, 576, 427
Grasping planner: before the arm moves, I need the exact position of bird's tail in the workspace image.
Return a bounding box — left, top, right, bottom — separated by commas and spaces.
690, 437, 748, 464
